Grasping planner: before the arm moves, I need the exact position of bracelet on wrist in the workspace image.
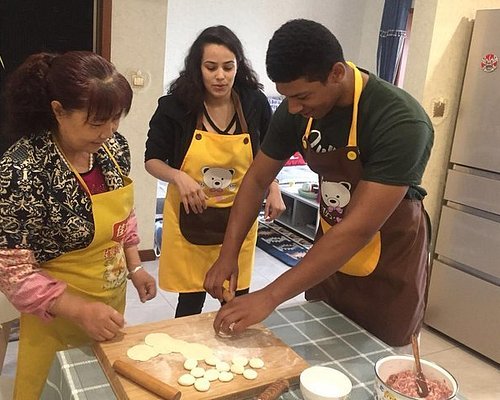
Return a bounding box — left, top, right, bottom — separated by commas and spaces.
127, 265, 143, 279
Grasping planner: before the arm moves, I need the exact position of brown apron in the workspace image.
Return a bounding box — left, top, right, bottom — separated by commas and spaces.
303, 63, 429, 346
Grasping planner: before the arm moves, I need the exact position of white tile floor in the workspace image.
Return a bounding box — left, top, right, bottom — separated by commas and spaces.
2, 248, 499, 399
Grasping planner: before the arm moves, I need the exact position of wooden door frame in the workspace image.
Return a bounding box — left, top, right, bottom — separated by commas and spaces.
96, 0, 112, 60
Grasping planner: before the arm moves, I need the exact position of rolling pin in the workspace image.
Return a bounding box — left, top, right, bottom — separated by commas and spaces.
256, 379, 289, 400
113, 359, 181, 400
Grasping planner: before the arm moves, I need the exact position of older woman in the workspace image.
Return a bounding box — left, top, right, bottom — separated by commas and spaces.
0, 51, 157, 399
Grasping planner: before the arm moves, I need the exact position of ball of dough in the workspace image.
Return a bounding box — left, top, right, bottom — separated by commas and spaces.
232, 355, 249, 367
215, 361, 230, 372
190, 367, 205, 378
204, 368, 220, 382
183, 358, 198, 371
218, 371, 234, 382
243, 369, 258, 380
230, 363, 245, 375
249, 357, 265, 369
177, 373, 195, 386
194, 377, 210, 392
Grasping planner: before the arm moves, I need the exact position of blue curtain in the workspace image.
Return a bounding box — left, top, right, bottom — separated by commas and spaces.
377, 0, 412, 84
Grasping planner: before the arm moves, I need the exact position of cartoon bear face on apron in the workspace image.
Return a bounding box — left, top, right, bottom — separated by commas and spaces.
302, 63, 429, 346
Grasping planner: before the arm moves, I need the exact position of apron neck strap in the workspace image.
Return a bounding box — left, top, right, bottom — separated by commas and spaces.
302, 61, 363, 149
195, 89, 248, 133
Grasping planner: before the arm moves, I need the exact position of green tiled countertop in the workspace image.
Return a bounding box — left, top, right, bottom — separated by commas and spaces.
41, 301, 464, 400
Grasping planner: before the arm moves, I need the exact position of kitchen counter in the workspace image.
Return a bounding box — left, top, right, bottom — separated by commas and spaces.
40, 301, 464, 399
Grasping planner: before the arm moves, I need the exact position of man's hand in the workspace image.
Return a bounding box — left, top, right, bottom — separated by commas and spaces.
131, 269, 157, 303
204, 256, 239, 301
213, 289, 278, 335
264, 184, 286, 221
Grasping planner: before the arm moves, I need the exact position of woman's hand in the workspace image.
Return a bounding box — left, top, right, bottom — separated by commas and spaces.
130, 268, 157, 302
49, 292, 124, 342
174, 170, 208, 214
264, 182, 286, 221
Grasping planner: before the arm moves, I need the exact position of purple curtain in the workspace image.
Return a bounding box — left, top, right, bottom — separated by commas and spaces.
377, 0, 412, 84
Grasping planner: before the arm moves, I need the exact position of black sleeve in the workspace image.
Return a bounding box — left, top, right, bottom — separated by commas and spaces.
257, 91, 272, 144
144, 96, 177, 163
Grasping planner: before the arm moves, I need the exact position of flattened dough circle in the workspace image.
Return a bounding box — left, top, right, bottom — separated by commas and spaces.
178, 373, 196, 386
194, 377, 210, 392
126, 344, 159, 361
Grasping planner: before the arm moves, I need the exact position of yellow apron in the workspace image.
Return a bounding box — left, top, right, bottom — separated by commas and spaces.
303, 63, 381, 276
159, 94, 256, 292
14, 144, 133, 399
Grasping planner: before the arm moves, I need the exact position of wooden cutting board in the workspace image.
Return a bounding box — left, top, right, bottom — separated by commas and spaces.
93, 311, 309, 399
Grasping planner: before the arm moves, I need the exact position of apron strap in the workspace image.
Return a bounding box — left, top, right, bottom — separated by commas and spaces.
301, 62, 363, 150
195, 89, 249, 133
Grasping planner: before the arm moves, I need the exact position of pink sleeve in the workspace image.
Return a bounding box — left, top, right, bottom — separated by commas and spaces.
0, 249, 66, 321
123, 209, 141, 248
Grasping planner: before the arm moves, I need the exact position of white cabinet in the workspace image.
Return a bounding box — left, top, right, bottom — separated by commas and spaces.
275, 185, 319, 241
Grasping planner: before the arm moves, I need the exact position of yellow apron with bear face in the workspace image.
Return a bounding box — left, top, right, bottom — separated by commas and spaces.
159, 95, 256, 292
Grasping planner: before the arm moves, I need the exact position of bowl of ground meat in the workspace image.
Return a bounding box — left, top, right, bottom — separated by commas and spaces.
374, 355, 458, 400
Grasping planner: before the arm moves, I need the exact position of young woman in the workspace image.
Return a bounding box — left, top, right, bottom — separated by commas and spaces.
0, 51, 156, 398
145, 25, 285, 317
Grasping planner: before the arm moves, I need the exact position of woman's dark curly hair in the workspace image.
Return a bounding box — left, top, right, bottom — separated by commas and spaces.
169, 25, 262, 116
2, 51, 132, 142
266, 19, 345, 83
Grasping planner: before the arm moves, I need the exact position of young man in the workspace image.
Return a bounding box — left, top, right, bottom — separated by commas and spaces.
204, 19, 433, 347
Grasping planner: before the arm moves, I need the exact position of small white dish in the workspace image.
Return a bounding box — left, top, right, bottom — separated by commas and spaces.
300, 366, 352, 400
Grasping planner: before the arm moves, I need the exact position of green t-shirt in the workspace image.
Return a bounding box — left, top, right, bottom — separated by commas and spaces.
261, 72, 434, 200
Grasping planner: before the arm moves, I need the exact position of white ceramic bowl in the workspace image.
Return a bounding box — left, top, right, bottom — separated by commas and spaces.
300, 366, 352, 400
374, 355, 458, 400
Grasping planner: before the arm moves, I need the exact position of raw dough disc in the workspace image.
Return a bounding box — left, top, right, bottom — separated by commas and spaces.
190, 367, 205, 378
249, 357, 265, 369
218, 371, 234, 382
144, 332, 176, 354
180, 343, 214, 361
205, 368, 220, 382
194, 377, 210, 392
243, 369, 258, 380
178, 373, 196, 386
230, 363, 245, 374
183, 358, 198, 371
232, 355, 249, 367
126, 344, 159, 361
216, 361, 230, 372
204, 355, 220, 366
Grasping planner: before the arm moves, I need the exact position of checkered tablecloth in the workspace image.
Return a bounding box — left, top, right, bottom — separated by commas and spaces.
41, 301, 463, 400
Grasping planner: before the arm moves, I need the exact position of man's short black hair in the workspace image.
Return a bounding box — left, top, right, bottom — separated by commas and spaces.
266, 19, 345, 83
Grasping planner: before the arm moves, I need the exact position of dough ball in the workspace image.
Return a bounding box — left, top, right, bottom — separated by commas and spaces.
190, 367, 205, 378
177, 373, 195, 386
230, 363, 245, 375
204, 355, 220, 366
126, 344, 159, 361
216, 361, 230, 372
243, 369, 258, 380
218, 371, 234, 382
249, 357, 265, 369
204, 368, 220, 382
194, 377, 210, 392
232, 355, 249, 367
183, 358, 198, 371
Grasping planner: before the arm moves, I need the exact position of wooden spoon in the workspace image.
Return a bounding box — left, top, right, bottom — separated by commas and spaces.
411, 333, 429, 398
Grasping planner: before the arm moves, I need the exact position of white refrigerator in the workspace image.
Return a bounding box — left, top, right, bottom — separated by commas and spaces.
425, 9, 500, 363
